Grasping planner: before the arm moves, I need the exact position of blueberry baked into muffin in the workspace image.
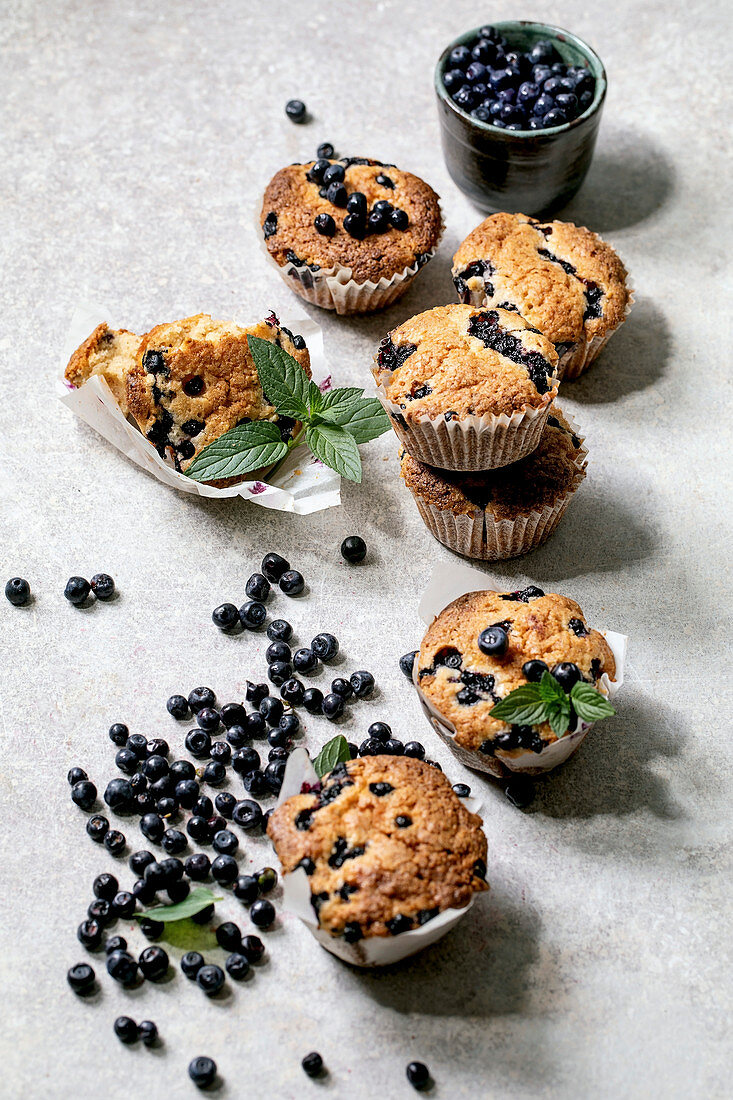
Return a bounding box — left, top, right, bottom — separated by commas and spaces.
64, 323, 142, 416
399, 407, 586, 560
452, 213, 631, 380
125, 313, 310, 482
268, 755, 487, 946
260, 157, 442, 314
415, 588, 616, 776
373, 303, 560, 470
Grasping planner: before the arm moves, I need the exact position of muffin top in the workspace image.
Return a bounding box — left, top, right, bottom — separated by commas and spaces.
400, 407, 586, 518
373, 304, 559, 421
65, 323, 141, 416
126, 313, 310, 475
452, 213, 629, 347
268, 755, 487, 940
417, 589, 615, 756
260, 157, 442, 284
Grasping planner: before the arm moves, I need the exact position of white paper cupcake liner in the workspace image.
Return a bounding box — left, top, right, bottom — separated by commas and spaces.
57, 304, 341, 514
412, 562, 627, 777
403, 411, 587, 560
374, 380, 557, 471
255, 208, 444, 316
272, 748, 481, 967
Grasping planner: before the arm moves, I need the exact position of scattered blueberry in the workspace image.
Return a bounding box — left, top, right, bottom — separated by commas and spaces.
260, 696, 284, 726
302, 1052, 324, 1078
279, 570, 305, 596
189, 686, 216, 713
104, 829, 126, 856
250, 898, 276, 928
107, 950, 139, 985
293, 647, 318, 673
453, 782, 472, 797
138, 1020, 158, 1046
399, 651, 417, 679
185, 853, 211, 881
504, 775, 535, 808
317, 142, 334, 158
71, 779, 97, 811
86, 814, 109, 842
139, 945, 169, 981
285, 98, 306, 123
67, 962, 95, 994
196, 964, 225, 995
406, 1061, 430, 1089
114, 1016, 139, 1044
212, 602, 239, 631
245, 572, 271, 602
350, 670, 374, 698
226, 952, 250, 980
181, 951, 205, 979
340, 535, 366, 563
322, 692, 345, 720
302, 687, 324, 715
90, 573, 115, 600
267, 618, 292, 642
239, 600, 267, 629
311, 632, 338, 661
5, 577, 30, 606
64, 576, 90, 606
211, 855, 238, 885
166, 694, 189, 719
261, 553, 290, 582
241, 934, 265, 962
403, 741, 425, 759
108, 722, 129, 745
330, 677, 353, 699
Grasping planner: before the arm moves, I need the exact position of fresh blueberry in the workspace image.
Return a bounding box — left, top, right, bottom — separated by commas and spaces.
260, 696, 284, 726
368, 210, 389, 234
185, 729, 211, 758
193, 794, 214, 818
311, 633, 338, 661
64, 576, 90, 606
390, 207, 409, 230
225, 952, 250, 980
210, 741, 232, 766
169, 760, 196, 782
261, 553, 290, 582
197, 708, 220, 733
5, 577, 30, 606
555, 92, 579, 115
302, 1052, 324, 1078
478, 625, 509, 656
241, 935, 265, 962
129, 850, 155, 876
189, 1056, 217, 1088
406, 1061, 430, 1089
533, 93, 554, 116
285, 98, 306, 123
449, 44, 471, 67
266, 641, 292, 665
543, 107, 568, 127
330, 677, 353, 699
551, 662, 581, 690
307, 158, 330, 183
213, 829, 238, 856
232, 799, 263, 830
113, 1016, 139, 1044
185, 853, 211, 881
323, 162, 345, 184
267, 619, 292, 642
161, 828, 187, 854
350, 670, 374, 698
302, 687, 324, 715
317, 142, 334, 158
384, 739, 404, 755
522, 659, 549, 682
529, 39, 559, 66
90, 573, 115, 600
140, 812, 165, 843
452, 782, 472, 798
166, 694, 189, 719
239, 600, 267, 629
138, 1020, 158, 1046
278, 712, 300, 740
322, 693, 345, 720
104, 829, 126, 856
232, 748, 261, 776
139, 945, 169, 981
244, 572, 270, 602
340, 535, 366, 563
346, 191, 367, 217
139, 917, 164, 940
77, 919, 103, 949
246, 681, 270, 706
212, 602, 239, 631
87, 898, 111, 925
71, 780, 97, 810
471, 106, 491, 121
315, 213, 336, 236
93, 873, 118, 900
399, 651, 417, 679
211, 854, 238, 885
234, 874, 260, 903
188, 687, 216, 713
86, 814, 109, 842
250, 898, 275, 928
107, 950, 139, 985
368, 722, 391, 742
403, 741, 425, 759
343, 213, 367, 239
67, 962, 95, 994
504, 776, 535, 809
279, 570, 305, 596
293, 647, 318, 673
181, 951, 205, 979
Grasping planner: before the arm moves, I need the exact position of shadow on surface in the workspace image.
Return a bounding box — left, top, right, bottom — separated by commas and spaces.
564, 296, 671, 404
562, 132, 675, 232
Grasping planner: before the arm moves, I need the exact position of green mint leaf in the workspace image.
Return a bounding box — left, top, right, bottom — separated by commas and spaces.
308, 381, 324, 415
185, 421, 288, 482
489, 684, 547, 726
538, 670, 568, 706
319, 387, 365, 415
570, 681, 616, 723
247, 334, 310, 419
321, 397, 391, 443
546, 696, 571, 738
135, 886, 221, 923
306, 422, 362, 483
312, 734, 351, 779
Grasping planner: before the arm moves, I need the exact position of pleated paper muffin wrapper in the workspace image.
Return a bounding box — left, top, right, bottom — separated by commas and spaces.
272, 747, 482, 968
57, 304, 341, 515
459, 273, 635, 383
404, 410, 587, 560
255, 207, 444, 316
412, 562, 627, 777
374, 377, 559, 472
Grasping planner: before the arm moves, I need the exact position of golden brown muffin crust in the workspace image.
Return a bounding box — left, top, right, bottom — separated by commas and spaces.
261, 159, 442, 284
65, 323, 141, 415
452, 213, 629, 345
417, 590, 616, 755
268, 755, 487, 939
400, 406, 585, 519
373, 304, 559, 419
126, 313, 310, 475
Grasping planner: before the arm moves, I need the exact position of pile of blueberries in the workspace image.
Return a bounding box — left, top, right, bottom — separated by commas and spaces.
306, 155, 410, 241
442, 25, 596, 130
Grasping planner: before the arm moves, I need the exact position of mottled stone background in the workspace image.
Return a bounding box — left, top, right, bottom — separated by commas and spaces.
0, 1, 730, 1097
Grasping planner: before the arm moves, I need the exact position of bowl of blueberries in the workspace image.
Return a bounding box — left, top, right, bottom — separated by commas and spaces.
435, 21, 606, 216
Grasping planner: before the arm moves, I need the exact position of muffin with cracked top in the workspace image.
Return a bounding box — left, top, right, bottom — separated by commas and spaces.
65, 323, 142, 416
125, 313, 310, 483
400, 406, 586, 559
452, 212, 631, 379
415, 587, 617, 776
260, 157, 442, 314
268, 755, 487, 954
373, 303, 560, 470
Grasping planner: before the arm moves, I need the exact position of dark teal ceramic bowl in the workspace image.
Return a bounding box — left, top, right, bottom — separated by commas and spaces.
435, 21, 607, 216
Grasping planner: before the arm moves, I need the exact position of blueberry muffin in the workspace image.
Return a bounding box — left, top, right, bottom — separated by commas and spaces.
452, 213, 631, 379
65, 323, 141, 415
400, 407, 586, 560
125, 313, 310, 480
268, 755, 487, 942
415, 588, 616, 776
260, 157, 442, 314
373, 303, 560, 470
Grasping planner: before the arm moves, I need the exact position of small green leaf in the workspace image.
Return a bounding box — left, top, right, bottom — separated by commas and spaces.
546, 696, 572, 738
313, 735, 351, 779
306, 423, 362, 483
538, 670, 568, 706
185, 420, 288, 482
308, 381, 324, 415
319, 387, 365, 415
247, 335, 310, 419
489, 684, 547, 726
571, 681, 616, 722
321, 396, 391, 443
135, 886, 221, 923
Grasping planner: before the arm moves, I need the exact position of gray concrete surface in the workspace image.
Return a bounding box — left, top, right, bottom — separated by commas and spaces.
0, 1, 731, 1097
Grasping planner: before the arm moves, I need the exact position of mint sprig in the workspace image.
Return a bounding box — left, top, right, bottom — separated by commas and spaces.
134, 886, 221, 923
312, 734, 351, 778
185, 336, 391, 484
490, 671, 615, 740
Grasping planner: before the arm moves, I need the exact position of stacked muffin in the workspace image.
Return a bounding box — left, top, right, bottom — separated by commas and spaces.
373, 303, 587, 560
